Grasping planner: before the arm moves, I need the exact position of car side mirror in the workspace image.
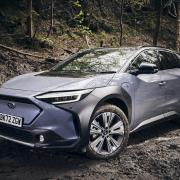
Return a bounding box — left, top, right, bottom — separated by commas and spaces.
138, 62, 158, 74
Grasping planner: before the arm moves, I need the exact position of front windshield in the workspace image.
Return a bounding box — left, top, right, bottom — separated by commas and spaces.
50, 48, 137, 75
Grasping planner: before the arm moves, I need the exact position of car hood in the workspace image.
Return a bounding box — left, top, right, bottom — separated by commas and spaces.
2, 72, 114, 92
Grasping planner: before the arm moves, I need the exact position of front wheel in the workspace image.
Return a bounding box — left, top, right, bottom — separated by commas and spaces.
86, 104, 129, 159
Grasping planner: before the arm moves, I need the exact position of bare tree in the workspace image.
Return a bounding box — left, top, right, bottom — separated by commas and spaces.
176, 0, 180, 52
115, 0, 124, 46
47, 0, 54, 37
153, 0, 162, 46
27, 0, 33, 38
119, 0, 124, 46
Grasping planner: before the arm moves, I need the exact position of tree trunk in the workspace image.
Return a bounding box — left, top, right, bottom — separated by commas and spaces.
176, 0, 180, 52
47, 0, 54, 37
27, 0, 33, 38
119, 0, 124, 46
153, 0, 162, 46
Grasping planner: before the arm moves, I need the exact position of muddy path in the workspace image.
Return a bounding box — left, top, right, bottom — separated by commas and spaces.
0, 121, 179, 180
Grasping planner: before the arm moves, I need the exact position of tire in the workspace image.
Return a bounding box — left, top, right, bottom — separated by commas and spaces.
86, 104, 129, 160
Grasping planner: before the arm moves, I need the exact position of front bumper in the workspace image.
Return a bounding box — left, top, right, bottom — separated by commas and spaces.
0, 93, 82, 150
0, 123, 79, 149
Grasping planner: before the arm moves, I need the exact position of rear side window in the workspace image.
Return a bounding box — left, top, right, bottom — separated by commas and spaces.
158, 51, 180, 70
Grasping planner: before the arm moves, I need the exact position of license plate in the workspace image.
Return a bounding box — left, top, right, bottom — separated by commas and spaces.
0, 113, 23, 127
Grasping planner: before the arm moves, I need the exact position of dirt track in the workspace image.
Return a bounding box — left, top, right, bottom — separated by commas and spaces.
0, 47, 180, 180
0, 121, 180, 180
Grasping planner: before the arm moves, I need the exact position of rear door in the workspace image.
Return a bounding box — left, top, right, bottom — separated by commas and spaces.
157, 50, 180, 118
129, 49, 166, 130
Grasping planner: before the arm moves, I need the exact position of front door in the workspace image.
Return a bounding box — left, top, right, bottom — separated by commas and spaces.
129, 49, 166, 130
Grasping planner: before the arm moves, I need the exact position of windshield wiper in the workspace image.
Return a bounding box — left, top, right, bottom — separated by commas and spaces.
98, 71, 117, 74
50, 69, 117, 75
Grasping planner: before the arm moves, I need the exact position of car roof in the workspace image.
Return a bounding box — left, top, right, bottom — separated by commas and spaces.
139, 46, 177, 53
80, 46, 177, 54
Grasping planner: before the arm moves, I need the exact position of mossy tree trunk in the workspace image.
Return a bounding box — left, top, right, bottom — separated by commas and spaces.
119, 0, 124, 46
153, 0, 162, 46
27, 0, 33, 38
47, 0, 54, 37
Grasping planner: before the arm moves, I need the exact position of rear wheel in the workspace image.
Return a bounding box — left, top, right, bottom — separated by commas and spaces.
86, 104, 129, 159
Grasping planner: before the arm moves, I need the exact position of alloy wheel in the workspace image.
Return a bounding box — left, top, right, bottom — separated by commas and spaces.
89, 112, 125, 155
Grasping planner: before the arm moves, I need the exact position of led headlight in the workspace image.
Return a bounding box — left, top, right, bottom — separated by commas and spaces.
36, 89, 93, 105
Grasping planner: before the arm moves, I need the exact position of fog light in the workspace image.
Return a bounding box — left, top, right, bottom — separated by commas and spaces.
39, 135, 45, 143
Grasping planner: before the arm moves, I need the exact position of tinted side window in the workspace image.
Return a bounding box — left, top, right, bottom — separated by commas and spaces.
158, 51, 180, 70
130, 50, 159, 70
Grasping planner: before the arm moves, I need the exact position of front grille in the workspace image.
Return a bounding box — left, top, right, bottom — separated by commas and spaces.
0, 95, 41, 125
0, 95, 34, 104
0, 124, 34, 143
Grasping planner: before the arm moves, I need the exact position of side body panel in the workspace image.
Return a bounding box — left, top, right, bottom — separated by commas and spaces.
131, 72, 166, 131
160, 68, 180, 117
109, 72, 165, 131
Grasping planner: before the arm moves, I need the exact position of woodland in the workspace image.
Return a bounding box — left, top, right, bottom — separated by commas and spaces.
0, 1, 180, 180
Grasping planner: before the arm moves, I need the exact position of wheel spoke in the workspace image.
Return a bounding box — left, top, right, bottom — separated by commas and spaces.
110, 127, 124, 136
97, 137, 105, 153
110, 121, 123, 132
109, 135, 120, 147
108, 112, 115, 127
106, 137, 113, 153
102, 112, 115, 128
90, 128, 102, 135
91, 136, 104, 153
91, 120, 103, 131
102, 113, 109, 128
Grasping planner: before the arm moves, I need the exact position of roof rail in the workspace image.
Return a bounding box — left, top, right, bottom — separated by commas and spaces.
140, 45, 166, 49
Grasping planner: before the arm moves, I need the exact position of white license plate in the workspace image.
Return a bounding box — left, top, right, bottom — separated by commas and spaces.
0, 113, 23, 127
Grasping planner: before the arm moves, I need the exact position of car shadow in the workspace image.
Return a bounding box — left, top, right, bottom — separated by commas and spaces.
128, 120, 179, 146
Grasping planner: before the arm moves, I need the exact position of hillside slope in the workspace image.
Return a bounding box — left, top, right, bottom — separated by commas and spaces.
0, 0, 177, 54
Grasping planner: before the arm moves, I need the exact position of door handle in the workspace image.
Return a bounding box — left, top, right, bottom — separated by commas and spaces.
159, 81, 166, 86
